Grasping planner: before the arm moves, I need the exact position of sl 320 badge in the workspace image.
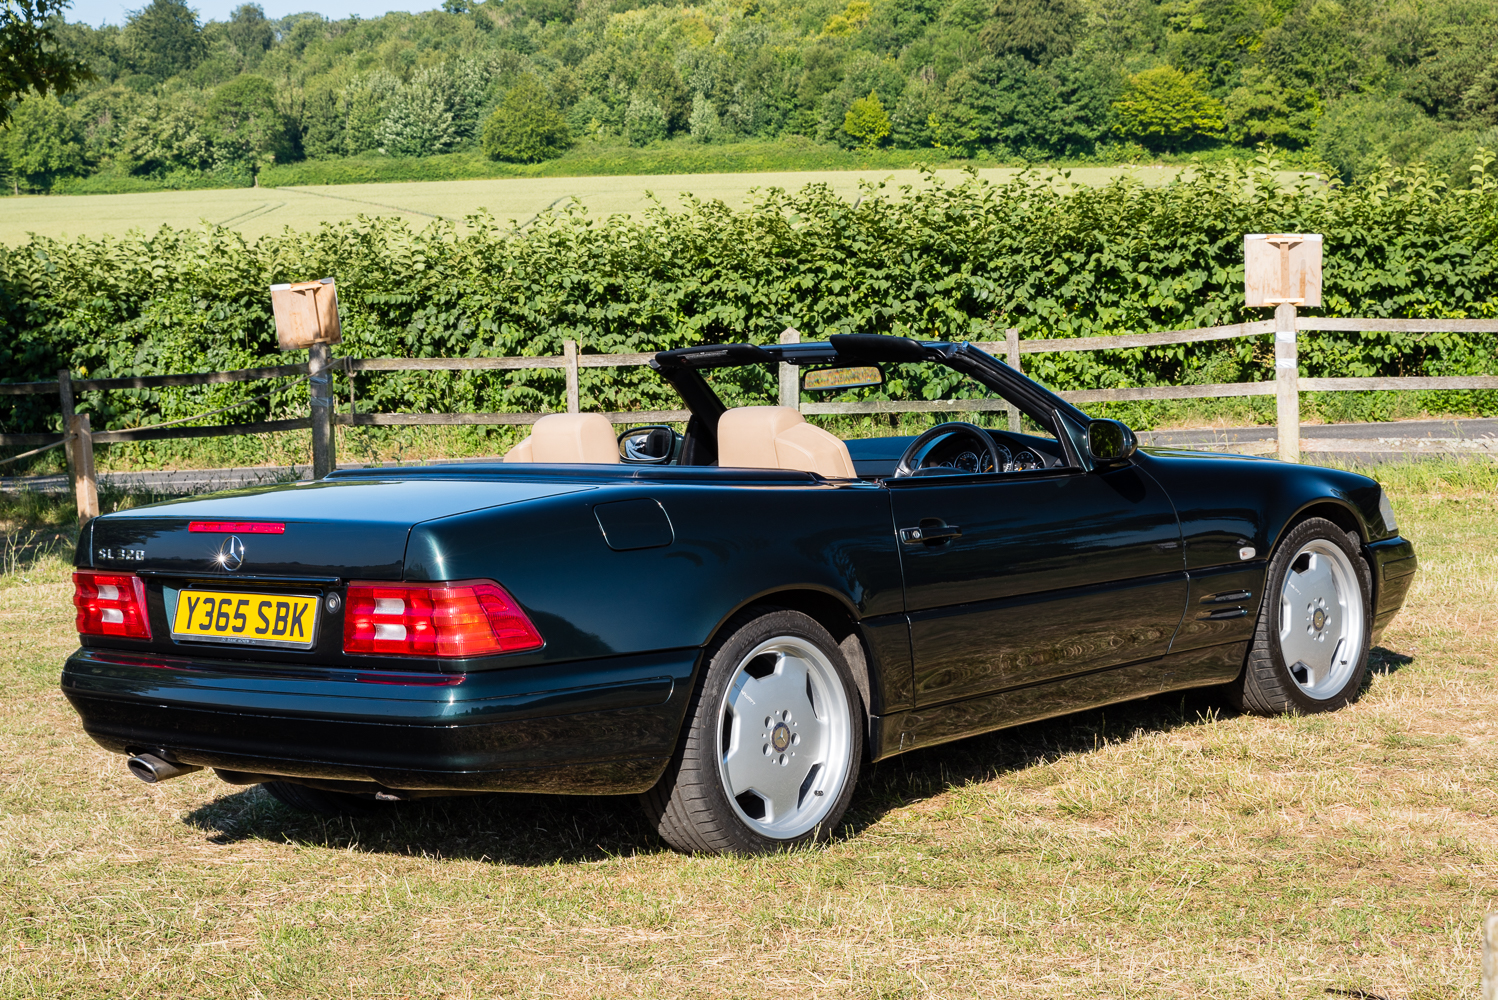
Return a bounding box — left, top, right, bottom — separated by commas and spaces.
96, 547, 145, 561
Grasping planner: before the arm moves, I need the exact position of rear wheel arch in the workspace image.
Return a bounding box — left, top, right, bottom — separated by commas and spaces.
709, 588, 872, 724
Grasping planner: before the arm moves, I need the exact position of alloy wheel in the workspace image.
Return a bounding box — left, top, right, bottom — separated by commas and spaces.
1277, 538, 1367, 700
715, 635, 854, 840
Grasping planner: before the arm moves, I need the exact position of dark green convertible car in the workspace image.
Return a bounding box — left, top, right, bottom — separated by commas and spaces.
62, 335, 1417, 854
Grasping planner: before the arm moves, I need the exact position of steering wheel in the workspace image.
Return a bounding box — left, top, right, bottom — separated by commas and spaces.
894, 421, 1003, 478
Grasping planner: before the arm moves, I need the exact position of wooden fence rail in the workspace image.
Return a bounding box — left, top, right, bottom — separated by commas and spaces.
3, 310, 1496, 524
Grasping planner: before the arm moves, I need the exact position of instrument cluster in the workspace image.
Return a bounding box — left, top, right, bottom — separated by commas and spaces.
920, 432, 1055, 475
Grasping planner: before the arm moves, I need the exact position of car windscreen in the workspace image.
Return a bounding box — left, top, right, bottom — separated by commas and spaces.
697, 359, 1059, 448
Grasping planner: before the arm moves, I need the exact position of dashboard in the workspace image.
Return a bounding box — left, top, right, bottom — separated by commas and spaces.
843, 432, 1065, 479
916, 430, 1061, 475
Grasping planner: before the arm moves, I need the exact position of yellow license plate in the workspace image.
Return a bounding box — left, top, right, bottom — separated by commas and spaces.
171, 590, 320, 650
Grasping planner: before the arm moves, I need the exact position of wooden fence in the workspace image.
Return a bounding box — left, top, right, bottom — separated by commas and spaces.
2, 307, 1496, 524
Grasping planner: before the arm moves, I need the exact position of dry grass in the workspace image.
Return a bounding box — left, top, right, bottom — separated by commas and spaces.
0, 460, 1494, 998
0, 166, 1190, 246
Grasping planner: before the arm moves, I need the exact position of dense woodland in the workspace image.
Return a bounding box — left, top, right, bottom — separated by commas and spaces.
2, 0, 1498, 193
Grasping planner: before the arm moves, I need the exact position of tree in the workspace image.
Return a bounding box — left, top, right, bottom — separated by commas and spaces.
625, 94, 667, 146
982, 0, 1080, 64
1223, 68, 1320, 147
1463, 61, 1498, 126
688, 93, 720, 143
843, 91, 891, 148
1, 93, 83, 190
0, 0, 93, 128
119, 99, 214, 176
382, 76, 456, 157
482, 76, 571, 162
890, 79, 947, 149
122, 0, 206, 81
939, 54, 1119, 157
205, 75, 291, 175
225, 3, 273, 62
1168, 0, 1267, 91
1111, 65, 1225, 150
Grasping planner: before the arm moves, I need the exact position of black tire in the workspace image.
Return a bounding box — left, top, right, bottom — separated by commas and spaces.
263, 780, 381, 817
641, 608, 864, 855
1232, 517, 1373, 715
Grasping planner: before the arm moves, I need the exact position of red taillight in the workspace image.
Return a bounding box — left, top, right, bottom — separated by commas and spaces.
343, 580, 544, 658
73, 571, 152, 639
189, 521, 284, 534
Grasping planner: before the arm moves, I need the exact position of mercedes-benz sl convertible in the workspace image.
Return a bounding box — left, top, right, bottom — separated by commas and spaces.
62, 335, 1417, 854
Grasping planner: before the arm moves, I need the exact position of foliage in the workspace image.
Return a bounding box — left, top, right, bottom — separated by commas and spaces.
203, 74, 291, 173
223, 3, 272, 64
1112, 66, 1226, 151
121, 0, 204, 82
16, 0, 1498, 191
482, 76, 571, 163
1222, 68, 1319, 149
0, 0, 92, 128
1, 160, 1494, 452
688, 93, 720, 144
1314, 95, 1444, 183
381, 72, 458, 158
843, 92, 892, 150
1, 93, 82, 191
381, 62, 490, 159
625, 95, 668, 148
982, 0, 1081, 63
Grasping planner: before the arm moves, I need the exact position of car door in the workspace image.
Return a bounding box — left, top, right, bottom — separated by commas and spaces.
890, 462, 1188, 707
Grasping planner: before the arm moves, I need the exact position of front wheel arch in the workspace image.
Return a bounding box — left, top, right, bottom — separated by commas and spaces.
1276, 499, 1367, 551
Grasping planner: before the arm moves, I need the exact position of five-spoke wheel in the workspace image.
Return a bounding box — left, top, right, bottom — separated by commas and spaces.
1276, 537, 1366, 700
716, 636, 854, 840
642, 609, 863, 854
1233, 517, 1373, 714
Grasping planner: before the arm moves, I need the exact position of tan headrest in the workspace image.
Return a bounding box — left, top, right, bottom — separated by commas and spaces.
503, 413, 618, 464
717, 406, 856, 478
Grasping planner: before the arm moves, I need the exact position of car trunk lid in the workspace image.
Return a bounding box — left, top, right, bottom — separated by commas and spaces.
85, 477, 594, 579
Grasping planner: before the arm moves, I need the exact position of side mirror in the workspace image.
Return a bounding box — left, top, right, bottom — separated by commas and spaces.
618, 425, 678, 464
1086, 419, 1137, 464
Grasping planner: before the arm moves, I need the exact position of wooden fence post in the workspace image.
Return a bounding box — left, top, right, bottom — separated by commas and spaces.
1484, 913, 1498, 1000
1275, 303, 1300, 463
1005, 328, 1022, 433
563, 340, 580, 414
58, 368, 76, 491
779, 328, 801, 409
69, 414, 98, 526
309, 343, 335, 479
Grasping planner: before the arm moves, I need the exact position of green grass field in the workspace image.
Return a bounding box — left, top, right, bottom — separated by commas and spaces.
0, 459, 1494, 997
1, 164, 1193, 246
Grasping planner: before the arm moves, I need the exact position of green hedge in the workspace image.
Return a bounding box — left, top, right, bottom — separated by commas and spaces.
258, 140, 978, 187
2, 158, 1495, 465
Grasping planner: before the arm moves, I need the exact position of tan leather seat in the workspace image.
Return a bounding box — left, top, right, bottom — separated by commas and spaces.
717, 406, 856, 478
504, 413, 619, 464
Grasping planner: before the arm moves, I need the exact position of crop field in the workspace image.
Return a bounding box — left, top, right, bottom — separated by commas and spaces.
0, 458, 1494, 998
0, 165, 1190, 246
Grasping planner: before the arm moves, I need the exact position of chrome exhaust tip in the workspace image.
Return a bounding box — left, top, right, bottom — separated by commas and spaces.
126, 753, 203, 783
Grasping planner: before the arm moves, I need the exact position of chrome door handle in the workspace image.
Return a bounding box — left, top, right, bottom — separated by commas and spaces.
900, 522, 963, 545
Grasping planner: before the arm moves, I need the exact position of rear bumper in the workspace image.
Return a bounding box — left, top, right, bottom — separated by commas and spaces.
61, 647, 700, 794
1367, 535, 1418, 634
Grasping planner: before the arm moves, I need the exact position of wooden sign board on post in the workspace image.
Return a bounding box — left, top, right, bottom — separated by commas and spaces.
1244, 234, 1322, 307
270, 277, 341, 350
